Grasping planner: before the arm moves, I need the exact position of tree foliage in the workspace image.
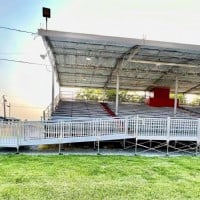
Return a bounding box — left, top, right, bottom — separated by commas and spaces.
76, 89, 200, 105
76, 88, 144, 103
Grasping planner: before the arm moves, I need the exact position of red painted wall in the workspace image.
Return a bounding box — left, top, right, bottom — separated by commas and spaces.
146, 87, 179, 107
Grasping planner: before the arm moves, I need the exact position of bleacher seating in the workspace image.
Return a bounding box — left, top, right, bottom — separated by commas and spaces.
51, 101, 111, 120
51, 100, 200, 121
180, 106, 200, 116
107, 102, 200, 118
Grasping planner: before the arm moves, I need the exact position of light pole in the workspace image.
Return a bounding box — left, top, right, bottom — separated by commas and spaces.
42, 7, 51, 30
7, 103, 11, 118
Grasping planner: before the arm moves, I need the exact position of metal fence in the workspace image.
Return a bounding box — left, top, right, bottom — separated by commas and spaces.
0, 116, 200, 148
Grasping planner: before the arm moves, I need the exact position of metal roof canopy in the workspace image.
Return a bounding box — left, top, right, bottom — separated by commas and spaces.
38, 29, 200, 94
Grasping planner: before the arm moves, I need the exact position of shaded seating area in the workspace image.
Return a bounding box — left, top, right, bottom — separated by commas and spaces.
51, 101, 111, 120
180, 106, 200, 115
50, 100, 200, 121
39, 29, 200, 122
107, 102, 200, 118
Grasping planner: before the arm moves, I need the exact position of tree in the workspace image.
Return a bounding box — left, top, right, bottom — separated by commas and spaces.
76, 89, 105, 101
76, 88, 144, 103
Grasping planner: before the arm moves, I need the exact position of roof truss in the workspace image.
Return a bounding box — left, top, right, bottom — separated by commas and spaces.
39, 29, 200, 94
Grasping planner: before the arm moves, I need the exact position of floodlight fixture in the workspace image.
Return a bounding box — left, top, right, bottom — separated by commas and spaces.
43, 7, 51, 18
86, 57, 91, 61
42, 7, 51, 30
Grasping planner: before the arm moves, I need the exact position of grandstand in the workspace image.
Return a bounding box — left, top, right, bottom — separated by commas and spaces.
107, 102, 200, 118
180, 105, 200, 115
1, 29, 200, 154
51, 100, 111, 120
50, 100, 200, 121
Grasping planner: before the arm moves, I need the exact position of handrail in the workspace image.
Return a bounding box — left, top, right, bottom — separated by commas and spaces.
1, 116, 200, 148
43, 94, 60, 121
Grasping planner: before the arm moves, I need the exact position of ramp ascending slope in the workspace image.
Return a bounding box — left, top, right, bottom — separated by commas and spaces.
1, 116, 200, 155
0, 117, 132, 148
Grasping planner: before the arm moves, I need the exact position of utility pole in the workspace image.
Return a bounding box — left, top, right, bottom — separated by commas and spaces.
7, 103, 11, 118
2, 95, 7, 119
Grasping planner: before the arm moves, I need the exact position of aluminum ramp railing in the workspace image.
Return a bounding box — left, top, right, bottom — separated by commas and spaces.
0, 116, 200, 154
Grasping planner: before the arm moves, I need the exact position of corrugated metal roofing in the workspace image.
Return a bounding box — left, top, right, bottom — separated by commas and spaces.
38, 29, 200, 94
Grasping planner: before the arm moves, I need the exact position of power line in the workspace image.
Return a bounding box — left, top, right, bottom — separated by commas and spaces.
0, 52, 39, 55
8, 103, 43, 109
0, 26, 36, 35
13, 105, 43, 109
0, 58, 51, 67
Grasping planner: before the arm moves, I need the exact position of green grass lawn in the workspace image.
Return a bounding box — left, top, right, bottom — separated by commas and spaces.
0, 155, 200, 200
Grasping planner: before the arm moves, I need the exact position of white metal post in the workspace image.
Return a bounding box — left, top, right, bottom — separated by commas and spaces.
59, 85, 61, 101
167, 117, 170, 140
51, 65, 55, 114
59, 121, 63, 155
125, 117, 128, 135
135, 115, 139, 155
115, 72, 119, 116
197, 119, 200, 154
166, 117, 171, 156
16, 123, 20, 154
97, 139, 100, 155
174, 76, 178, 116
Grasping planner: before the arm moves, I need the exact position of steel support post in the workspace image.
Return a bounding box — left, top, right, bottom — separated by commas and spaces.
59, 85, 61, 101
115, 72, 119, 116
195, 141, 198, 156
58, 143, 63, 155
174, 76, 178, 116
51, 65, 55, 114
16, 124, 20, 154
97, 139, 100, 155
59, 122, 63, 155
16, 146, 19, 154
197, 119, 200, 155
166, 117, 170, 156
2, 95, 7, 119
135, 139, 138, 155
166, 140, 169, 156
123, 139, 126, 149
123, 117, 128, 149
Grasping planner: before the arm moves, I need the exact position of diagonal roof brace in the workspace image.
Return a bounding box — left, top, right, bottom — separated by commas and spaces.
183, 83, 200, 94
42, 36, 61, 83
145, 74, 167, 91
104, 45, 140, 88
128, 59, 200, 68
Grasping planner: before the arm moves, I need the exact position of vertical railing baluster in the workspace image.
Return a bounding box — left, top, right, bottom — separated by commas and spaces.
197, 118, 200, 154
125, 118, 128, 135
167, 117, 170, 140
166, 117, 170, 156
135, 115, 139, 138
16, 123, 20, 154
0, 116, 199, 151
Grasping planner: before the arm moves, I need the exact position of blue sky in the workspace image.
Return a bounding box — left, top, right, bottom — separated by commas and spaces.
0, 0, 67, 119
0, 0, 200, 120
